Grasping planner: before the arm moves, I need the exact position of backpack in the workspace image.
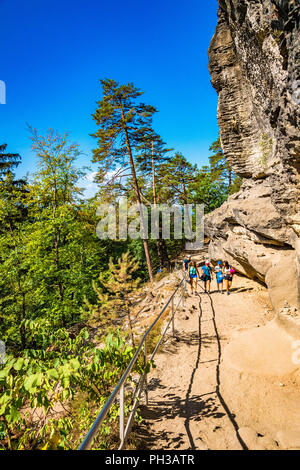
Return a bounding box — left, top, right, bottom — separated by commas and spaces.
202, 265, 211, 276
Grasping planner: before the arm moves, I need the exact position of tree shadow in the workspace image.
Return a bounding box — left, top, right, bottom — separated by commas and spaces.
208, 286, 254, 295
136, 385, 225, 450
136, 287, 248, 450
204, 289, 248, 450
229, 287, 254, 293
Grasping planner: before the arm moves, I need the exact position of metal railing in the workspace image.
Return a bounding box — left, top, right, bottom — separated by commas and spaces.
78, 272, 187, 450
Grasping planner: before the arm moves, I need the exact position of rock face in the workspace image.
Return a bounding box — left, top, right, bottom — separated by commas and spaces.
206, 0, 300, 313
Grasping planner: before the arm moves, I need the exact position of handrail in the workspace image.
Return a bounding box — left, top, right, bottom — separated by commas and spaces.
78, 272, 186, 450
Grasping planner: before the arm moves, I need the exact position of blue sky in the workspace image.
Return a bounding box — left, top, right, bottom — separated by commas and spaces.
0, 0, 219, 196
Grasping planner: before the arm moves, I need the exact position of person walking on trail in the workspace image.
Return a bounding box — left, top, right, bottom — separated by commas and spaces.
223, 261, 235, 295
189, 261, 200, 295
201, 260, 213, 293
183, 256, 191, 272
214, 260, 224, 293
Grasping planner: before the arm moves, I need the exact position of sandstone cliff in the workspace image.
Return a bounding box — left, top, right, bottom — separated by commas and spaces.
206, 0, 300, 313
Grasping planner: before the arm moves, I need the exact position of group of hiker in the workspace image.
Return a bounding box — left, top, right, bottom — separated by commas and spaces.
183, 256, 235, 295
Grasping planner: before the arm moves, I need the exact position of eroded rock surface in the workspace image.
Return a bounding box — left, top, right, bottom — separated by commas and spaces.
206, 0, 300, 313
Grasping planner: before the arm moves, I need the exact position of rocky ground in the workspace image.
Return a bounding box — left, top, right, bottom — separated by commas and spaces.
131, 268, 300, 450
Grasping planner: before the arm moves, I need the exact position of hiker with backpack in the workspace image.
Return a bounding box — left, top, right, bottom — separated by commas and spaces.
223, 261, 235, 295
201, 260, 213, 293
188, 261, 200, 294
214, 260, 224, 293
183, 256, 191, 273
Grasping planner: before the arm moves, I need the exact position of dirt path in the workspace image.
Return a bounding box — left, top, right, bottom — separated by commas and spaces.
136, 273, 274, 450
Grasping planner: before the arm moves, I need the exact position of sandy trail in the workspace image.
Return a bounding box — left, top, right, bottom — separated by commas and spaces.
135, 273, 273, 450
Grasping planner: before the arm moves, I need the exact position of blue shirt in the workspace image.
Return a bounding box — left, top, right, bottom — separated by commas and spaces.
202, 265, 212, 276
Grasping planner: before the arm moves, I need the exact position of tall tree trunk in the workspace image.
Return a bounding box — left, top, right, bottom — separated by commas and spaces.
161, 239, 170, 267
182, 183, 193, 240
228, 166, 232, 189
152, 142, 163, 270
21, 292, 26, 349
151, 142, 169, 271
121, 110, 153, 282
52, 182, 66, 326
17, 274, 26, 349
151, 142, 157, 206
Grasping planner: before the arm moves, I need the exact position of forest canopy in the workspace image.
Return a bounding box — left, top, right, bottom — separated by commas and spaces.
0, 79, 241, 450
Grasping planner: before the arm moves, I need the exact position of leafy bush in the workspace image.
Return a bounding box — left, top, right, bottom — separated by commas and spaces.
0, 322, 142, 450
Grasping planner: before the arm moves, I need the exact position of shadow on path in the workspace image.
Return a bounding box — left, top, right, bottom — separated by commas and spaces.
203, 286, 248, 450
136, 280, 248, 450
183, 293, 203, 449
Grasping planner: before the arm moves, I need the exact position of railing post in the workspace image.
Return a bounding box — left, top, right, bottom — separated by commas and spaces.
182, 277, 185, 308
120, 385, 124, 443
79, 278, 186, 450
172, 296, 175, 337
144, 339, 148, 405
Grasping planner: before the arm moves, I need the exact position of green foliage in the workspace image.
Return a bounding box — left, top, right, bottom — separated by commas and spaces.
0, 81, 248, 450
144, 308, 170, 355
0, 324, 140, 450
272, 29, 283, 45
91, 78, 159, 281
158, 152, 197, 205
0, 133, 109, 352
91, 79, 157, 176
190, 166, 227, 213
229, 175, 243, 195
84, 252, 140, 347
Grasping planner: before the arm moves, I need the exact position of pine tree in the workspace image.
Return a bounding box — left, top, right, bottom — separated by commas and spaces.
0, 144, 28, 232
209, 137, 232, 186
190, 166, 228, 213
158, 152, 197, 205
136, 133, 172, 205
85, 252, 140, 346
91, 79, 156, 282
0, 145, 29, 349
136, 134, 172, 270
152, 153, 196, 251
0, 143, 21, 176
